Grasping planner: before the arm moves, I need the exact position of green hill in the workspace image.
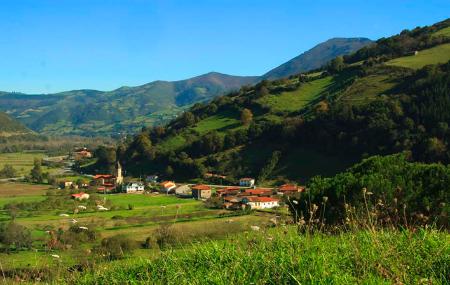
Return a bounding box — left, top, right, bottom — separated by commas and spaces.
0, 112, 32, 137
0, 73, 259, 137
0, 38, 374, 137
115, 18, 450, 184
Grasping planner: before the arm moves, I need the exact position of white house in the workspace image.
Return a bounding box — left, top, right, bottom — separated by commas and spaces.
239, 178, 255, 187
245, 197, 279, 210
123, 182, 145, 193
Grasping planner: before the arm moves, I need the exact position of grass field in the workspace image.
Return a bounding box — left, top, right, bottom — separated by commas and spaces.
70, 227, 449, 285
0, 152, 59, 176
433, 26, 450, 38
258, 76, 333, 113
386, 43, 450, 69
338, 74, 396, 105
192, 111, 241, 135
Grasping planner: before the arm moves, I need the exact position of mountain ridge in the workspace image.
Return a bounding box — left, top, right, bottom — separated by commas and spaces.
0, 37, 373, 136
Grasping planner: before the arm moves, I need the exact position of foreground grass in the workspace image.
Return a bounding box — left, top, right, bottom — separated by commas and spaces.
71, 227, 449, 285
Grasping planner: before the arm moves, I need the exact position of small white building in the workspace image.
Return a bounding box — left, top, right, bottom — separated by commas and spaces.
123, 182, 145, 194
160, 181, 176, 193
239, 178, 255, 187
245, 197, 279, 210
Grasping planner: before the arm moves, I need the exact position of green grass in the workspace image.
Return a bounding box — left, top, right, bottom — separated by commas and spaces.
433, 26, 450, 38
386, 43, 450, 69
192, 111, 241, 135
99, 194, 198, 208
258, 76, 333, 113
70, 227, 449, 285
0, 152, 60, 176
338, 74, 396, 105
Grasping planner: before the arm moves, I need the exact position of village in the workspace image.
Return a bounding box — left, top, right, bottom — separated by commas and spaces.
61, 148, 305, 211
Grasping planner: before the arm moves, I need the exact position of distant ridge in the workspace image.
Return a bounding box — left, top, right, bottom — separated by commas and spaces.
262, 37, 373, 80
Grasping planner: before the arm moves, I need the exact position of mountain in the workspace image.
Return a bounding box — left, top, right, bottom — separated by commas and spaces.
262, 37, 373, 80
0, 73, 259, 136
0, 111, 33, 137
0, 37, 374, 137
116, 18, 450, 184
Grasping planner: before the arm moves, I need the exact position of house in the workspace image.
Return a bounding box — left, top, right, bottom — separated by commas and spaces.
223, 196, 245, 210
240, 188, 272, 197
74, 148, 93, 160
277, 184, 304, 195
146, 175, 159, 183
123, 182, 145, 194
216, 186, 240, 197
239, 178, 255, 187
160, 181, 176, 193
59, 181, 73, 189
71, 192, 90, 200
191, 184, 212, 200
244, 196, 279, 210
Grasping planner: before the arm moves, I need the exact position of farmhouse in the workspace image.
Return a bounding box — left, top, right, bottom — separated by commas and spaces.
240, 189, 272, 197
160, 181, 176, 193
239, 177, 255, 187
277, 184, 304, 195
216, 186, 240, 197
123, 182, 145, 193
74, 148, 93, 160
71, 192, 90, 200
223, 196, 245, 210
191, 184, 212, 200
244, 196, 279, 210
59, 181, 73, 189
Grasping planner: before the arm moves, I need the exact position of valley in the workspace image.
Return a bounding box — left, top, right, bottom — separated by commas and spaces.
0, 14, 449, 285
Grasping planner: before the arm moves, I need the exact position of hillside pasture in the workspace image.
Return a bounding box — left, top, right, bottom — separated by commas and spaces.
257, 76, 333, 113
432, 26, 450, 38
338, 74, 396, 105
0, 152, 61, 176
386, 43, 450, 69
192, 111, 241, 135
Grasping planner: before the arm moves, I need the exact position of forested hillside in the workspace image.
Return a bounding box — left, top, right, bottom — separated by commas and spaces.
114, 18, 450, 184
0, 38, 371, 137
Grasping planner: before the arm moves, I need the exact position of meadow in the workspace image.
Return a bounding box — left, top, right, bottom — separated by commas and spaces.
0, 152, 60, 176
258, 76, 334, 113
386, 43, 450, 69
0, 182, 273, 280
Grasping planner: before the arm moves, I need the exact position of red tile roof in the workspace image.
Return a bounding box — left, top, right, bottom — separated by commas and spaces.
191, 184, 211, 191
93, 174, 113, 179
71, 192, 87, 198
247, 196, 279, 203
241, 189, 272, 196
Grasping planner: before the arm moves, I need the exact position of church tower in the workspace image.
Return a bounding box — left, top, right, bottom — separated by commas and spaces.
115, 162, 123, 185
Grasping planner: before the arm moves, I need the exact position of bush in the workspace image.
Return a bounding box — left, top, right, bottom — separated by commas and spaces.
95, 235, 137, 260
0, 222, 32, 250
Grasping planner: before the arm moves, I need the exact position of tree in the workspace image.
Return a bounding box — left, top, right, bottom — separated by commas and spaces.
328, 56, 345, 73
165, 165, 174, 178
0, 164, 17, 178
0, 222, 32, 249
30, 158, 43, 183
241, 108, 253, 126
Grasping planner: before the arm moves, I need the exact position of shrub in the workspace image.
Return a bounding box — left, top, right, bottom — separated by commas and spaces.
95, 235, 137, 260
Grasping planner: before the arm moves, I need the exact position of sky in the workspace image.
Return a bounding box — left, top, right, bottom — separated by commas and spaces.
0, 0, 449, 94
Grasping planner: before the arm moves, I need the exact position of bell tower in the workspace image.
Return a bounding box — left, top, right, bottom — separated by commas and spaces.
115, 162, 123, 185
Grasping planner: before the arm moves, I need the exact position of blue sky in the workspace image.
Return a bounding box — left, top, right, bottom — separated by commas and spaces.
0, 0, 449, 94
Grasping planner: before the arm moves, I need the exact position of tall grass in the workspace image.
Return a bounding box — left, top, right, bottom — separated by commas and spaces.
71, 227, 449, 285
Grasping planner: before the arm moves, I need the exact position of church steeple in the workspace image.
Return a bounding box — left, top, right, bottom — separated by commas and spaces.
115, 162, 123, 185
